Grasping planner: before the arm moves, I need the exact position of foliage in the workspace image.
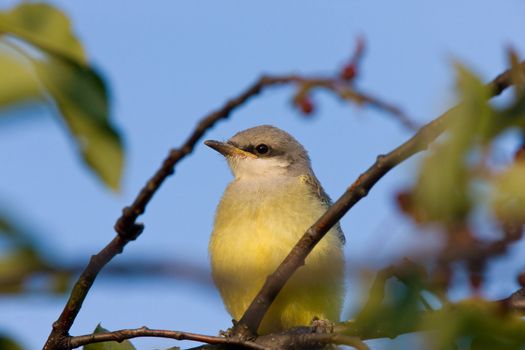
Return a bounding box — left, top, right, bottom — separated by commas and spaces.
0, 3, 123, 347
376, 56, 525, 349
0, 334, 24, 350
0, 0, 122, 297
0, 214, 71, 294
0, 2, 124, 190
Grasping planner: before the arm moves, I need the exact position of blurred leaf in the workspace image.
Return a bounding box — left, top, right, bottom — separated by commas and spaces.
50, 271, 72, 294
350, 271, 424, 339
0, 247, 48, 294
0, 3, 124, 189
0, 213, 62, 295
491, 161, 525, 223
412, 65, 495, 223
84, 325, 136, 350
498, 93, 525, 130
0, 334, 24, 350
349, 281, 525, 349
35, 57, 124, 190
423, 301, 525, 350
0, 52, 41, 107
0, 213, 37, 247
0, 2, 86, 63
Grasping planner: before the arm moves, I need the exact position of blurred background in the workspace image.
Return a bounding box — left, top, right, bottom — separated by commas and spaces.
1, 1, 524, 349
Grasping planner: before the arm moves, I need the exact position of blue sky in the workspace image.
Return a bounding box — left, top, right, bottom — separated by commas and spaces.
1, 1, 525, 349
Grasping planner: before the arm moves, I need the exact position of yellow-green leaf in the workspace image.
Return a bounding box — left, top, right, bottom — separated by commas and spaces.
84, 325, 136, 350
491, 161, 525, 223
0, 52, 41, 107
35, 57, 124, 190
0, 335, 24, 350
423, 301, 525, 350
412, 64, 494, 223
0, 3, 86, 64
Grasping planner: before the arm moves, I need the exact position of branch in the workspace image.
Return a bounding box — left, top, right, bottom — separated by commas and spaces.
236, 61, 525, 335
69, 325, 369, 350
0, 259, 212, 294
292, 76, 416, 129
43, 53, 406, 349
63, 285, 525, 350
69, 327, 268, 350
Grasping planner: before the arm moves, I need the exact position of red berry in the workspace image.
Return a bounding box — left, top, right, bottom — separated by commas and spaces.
514, 146, 525, 162
297, 97, 314, 115
395, 191, 412, 213
341, 63, 356, 81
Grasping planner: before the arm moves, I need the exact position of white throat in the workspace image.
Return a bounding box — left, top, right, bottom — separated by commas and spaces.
228, 157, 291, 180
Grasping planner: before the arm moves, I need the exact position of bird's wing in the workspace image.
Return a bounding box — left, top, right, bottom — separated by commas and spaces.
299, 174, 346, 244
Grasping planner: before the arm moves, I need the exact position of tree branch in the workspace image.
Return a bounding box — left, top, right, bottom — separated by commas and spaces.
64, 286, 525, 349
236, 61, 525, 335
69, 327, 269, 350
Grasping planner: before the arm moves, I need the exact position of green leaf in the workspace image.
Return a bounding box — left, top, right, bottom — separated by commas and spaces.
491, 161, 525, 223
412, 64, 494, 223
0, 3, 86, 64
0, 212, 57, 294
0, 213, 42, 258
0, 52, 41, 107
84, 325, 136, 350
423, 301, 525, 350
0, 3, 123, 189
35, 57, 124, 190
0, 334, 24, 350
350, 271, 424, 339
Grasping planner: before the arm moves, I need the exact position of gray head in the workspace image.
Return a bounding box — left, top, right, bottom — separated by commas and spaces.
204, 125, 312, 179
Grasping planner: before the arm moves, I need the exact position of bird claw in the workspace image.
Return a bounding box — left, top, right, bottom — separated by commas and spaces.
311, 318, 335, 334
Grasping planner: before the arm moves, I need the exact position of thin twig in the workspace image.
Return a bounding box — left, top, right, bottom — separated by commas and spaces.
69, 327, 268, 350
236, 61, 525, 335
64, 286, 525, 350
300, 77, 417, 129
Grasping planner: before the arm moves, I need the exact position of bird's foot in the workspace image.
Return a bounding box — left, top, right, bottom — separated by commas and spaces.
311, 317, 335, 334
219, 328, 232, 337
219, 320, 256, 341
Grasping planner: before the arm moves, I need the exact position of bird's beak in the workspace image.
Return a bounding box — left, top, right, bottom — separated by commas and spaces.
204, 140, 257, 158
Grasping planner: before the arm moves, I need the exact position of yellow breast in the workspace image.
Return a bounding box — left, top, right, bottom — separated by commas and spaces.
209, 176, 345, 334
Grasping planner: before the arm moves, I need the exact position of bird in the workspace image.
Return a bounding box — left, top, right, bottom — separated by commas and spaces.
205, 125, 345, 335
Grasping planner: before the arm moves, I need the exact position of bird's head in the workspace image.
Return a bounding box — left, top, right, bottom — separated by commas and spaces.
204, 125, 312, 179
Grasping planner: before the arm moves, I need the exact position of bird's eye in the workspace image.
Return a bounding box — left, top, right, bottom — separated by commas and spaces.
255, 144, 269, 155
